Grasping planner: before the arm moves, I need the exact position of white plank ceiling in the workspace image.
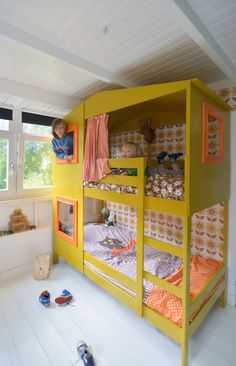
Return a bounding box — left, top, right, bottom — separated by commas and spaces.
0, 0, 235, 116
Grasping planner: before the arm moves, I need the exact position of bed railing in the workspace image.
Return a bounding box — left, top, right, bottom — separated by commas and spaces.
84, 157, 146, 207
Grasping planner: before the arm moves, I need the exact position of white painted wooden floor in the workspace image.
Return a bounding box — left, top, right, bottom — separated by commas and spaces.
0, 260, 235, 366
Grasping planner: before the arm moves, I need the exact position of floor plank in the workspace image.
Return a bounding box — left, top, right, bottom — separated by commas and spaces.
0, 261, 235, 366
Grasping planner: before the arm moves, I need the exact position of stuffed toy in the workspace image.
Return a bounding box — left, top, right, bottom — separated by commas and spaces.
101, 207, 109, 224
107, 210, 115, 226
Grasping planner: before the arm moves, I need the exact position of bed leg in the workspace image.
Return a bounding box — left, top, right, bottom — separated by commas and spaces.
220, 289, 226, 308
181, 339, 189, 366
53, 253, 59, 265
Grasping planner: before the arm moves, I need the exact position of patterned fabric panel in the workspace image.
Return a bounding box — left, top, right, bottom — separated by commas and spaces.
207, 116, 221, 157
191, 202, 224, 261
107, 202, 184, 247
216, 87, 236, 110
144, 210, 184, 247
109, 123, 185, 159
107, 202, 224, 261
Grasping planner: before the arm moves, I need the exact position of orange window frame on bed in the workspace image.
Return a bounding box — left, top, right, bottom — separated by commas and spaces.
202, 102, 224, 164
56, 124, 78, 164
55, 196, 78, 246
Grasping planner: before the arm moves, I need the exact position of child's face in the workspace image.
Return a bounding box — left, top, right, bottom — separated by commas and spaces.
121, 145, 135, 158
55, 123, 66, 139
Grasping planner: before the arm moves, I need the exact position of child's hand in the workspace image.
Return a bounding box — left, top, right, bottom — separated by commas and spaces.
66, 155, 73, 163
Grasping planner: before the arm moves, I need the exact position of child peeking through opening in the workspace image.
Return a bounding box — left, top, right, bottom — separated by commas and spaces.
51, 118, 73, 163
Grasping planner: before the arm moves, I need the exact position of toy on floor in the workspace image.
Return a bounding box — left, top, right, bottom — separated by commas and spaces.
34, 253, 51, 280
77, 341, 95, 366
39, 290, 50, 307
55, 289, 73, 305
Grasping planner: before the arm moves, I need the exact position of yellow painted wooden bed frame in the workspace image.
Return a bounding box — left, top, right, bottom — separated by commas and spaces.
52, 79, 230, 366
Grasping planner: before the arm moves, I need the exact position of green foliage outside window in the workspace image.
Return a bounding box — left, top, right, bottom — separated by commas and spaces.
24, 140, 52, 188
23, 123, 51, 136
0, 138, 7, 190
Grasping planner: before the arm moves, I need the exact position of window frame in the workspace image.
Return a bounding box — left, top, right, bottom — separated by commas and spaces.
0, 107, 55, 199
18, 133, 52, 196
0, 131, 17, 198
202, 102, 224, 164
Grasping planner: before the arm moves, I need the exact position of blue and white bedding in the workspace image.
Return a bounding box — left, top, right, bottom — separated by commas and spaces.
84, 223, 183, 299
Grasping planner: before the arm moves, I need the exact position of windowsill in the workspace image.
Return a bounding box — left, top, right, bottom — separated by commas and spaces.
0, 194, 52, 204
0, 226, 51, 238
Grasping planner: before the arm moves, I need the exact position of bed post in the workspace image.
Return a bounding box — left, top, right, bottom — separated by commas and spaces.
221, 199, 228, 308
136, 157, 145, 316
181, 214, 191, 366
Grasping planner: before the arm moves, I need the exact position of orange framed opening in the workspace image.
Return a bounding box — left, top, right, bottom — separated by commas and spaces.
56, 124, 78, 164
202, 102, 224, 164
55, 196, 77, 246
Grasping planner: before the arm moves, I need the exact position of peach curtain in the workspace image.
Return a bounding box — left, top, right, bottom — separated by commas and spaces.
83, 113, 111, 182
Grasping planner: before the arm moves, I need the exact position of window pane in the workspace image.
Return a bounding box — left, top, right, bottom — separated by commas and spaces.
0, 119, 9, 131
23, 140, 52, 188
23, 123, 51, 136
0, 138, 8, 190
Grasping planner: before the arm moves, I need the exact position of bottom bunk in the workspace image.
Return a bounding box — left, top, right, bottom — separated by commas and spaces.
83, 223, 225, 334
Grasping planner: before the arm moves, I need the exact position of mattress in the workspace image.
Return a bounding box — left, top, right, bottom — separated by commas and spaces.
146, 255, 223, 326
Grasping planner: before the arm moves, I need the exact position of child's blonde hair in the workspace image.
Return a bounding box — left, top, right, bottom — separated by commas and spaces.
51, 118, 68, 139
121, 142, 143, 157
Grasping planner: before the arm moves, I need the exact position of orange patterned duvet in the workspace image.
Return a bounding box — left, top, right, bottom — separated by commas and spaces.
146, 255, 223, 326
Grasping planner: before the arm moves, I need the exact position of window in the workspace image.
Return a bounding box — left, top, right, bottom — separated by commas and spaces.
0, 119, 9, 131
202, 102, 224, 164
56, 196, 77, 246
56, 124, 78, 164
23, 123, 51, 136
0, 108, 56, 198
20, 137, 52, 189
0, 137, 8, 190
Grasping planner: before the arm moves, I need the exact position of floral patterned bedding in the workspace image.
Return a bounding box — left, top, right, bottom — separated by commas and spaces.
83, 173, 184, 200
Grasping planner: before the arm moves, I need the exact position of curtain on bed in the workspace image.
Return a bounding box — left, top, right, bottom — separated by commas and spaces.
83, 113, 111, 181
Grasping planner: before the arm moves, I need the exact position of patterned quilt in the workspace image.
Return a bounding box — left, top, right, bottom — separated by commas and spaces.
83, 173, 184, 200
84, 223, 183, 299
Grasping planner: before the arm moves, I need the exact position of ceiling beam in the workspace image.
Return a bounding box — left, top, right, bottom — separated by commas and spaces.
0, 77, 79, 110
167, 0, 236, 83
0, 19, 135, 88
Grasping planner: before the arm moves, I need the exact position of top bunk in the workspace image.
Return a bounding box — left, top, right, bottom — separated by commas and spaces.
84, 157, 185, 216
66, 79, 230, 215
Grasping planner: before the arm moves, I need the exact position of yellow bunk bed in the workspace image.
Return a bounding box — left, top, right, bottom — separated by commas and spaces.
52, 79, 230, 366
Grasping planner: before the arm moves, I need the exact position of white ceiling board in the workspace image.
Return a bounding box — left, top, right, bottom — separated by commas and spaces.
0, 35, 100, 94
0, 0, 235, 114
188, 0, 236, 63
165, 0, 236, 82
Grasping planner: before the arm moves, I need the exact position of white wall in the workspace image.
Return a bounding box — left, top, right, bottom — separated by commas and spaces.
228, 111, 236, 306
0, 198, 52, 280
